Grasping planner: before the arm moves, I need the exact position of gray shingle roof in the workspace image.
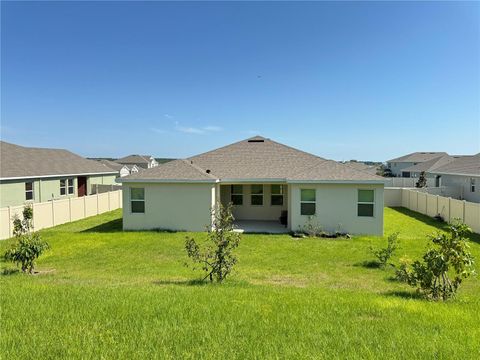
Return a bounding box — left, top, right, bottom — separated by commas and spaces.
122, 136, 383, 183
401, 155, 455, 173
97, 159, 125, 172
0, 141, 117, 179
388, 152, 447, 163
431, 154, 480, 176
117, 154, 152, 164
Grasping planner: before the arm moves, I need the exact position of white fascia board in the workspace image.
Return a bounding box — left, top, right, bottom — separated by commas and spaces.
0, 171, 118, 181
286, 179, 386, 185
218, 178, 286, 184
431, 172, 480, 178
118, 178, 218, 184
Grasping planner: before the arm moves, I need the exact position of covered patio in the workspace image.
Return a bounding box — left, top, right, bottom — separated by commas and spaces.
233, 220, 290, 234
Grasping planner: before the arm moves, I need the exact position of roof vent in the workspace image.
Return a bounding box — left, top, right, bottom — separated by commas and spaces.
206, 169, 211, 174
248, 139, 264, 143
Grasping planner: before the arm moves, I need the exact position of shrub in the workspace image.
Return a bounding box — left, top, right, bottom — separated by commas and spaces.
301, 216, 323, 237
4, 232, 50, 274
5, 204, 49, 274
415, 171, 427, 188
395, 220, 475, 301
370, 232, 399, 269
185, 202, 241, 282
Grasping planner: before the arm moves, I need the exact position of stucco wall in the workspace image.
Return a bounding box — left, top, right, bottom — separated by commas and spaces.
289, 183, 384, 235
436, 174, 480, 203
220, 184, 287, 221
122, 182, 215, 231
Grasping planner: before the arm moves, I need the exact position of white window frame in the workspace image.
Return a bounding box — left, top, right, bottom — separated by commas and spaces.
250, 184, 264, 206
231, 185, 243, 205
300, 189, 316, 216
130, 187, 145, 214
471, 178, 476, 193
67, 178, 75, 195
60, 179, 67, 196
270, 184, 284, 206
357, 189, 375, 217
25, 181, 34, 201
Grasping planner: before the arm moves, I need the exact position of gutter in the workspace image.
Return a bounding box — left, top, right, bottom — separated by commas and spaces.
0, 171, 118, 181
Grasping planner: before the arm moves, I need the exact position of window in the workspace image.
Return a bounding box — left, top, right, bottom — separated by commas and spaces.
251, 185, 264, 205
68, 178, 74, 194
471, 178, 476, 193
60, 179, 66, 195
25, 182, 34, 201
300, 189, 316, 215
231, 185, 243, 205
130, 188, 145, 213
402, 171, 411, 178
271, 185, 284, 206
358, 189, 374, 217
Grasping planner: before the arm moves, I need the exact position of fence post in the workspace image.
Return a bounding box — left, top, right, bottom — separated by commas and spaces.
448, 197, 451, 223
436, 195, 439, 217
83, 196, 87, 219
51, 200, 55, 226
8, 206, 12, 238
462, 200, 466, 223
69, 198, 72, 222
108, 190, 111, 211
96, 193, 99, 215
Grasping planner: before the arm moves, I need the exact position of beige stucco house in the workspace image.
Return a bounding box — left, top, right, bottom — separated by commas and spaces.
0, 141, 118, 207
120, 136, 385, 235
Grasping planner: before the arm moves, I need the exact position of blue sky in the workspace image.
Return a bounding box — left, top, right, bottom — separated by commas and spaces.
1, 1, 479, 161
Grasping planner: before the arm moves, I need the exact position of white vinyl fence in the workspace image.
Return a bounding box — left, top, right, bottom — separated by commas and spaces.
385, 188, 480, 233
384, 177, 435, 188
0, 190, 122, 240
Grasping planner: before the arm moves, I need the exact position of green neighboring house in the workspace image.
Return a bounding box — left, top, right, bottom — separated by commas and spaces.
0, 141, 118, 208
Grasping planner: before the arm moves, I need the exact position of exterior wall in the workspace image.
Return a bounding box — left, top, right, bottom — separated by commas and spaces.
388, 162, 416, 177
432, 174, 480, 203
122, 182, 215, 232
220, 184, 287, 221
289, 183, 384, 235
0, 174, 117, 207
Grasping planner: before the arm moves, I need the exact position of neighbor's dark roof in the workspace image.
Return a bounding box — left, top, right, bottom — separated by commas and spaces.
431, 154, 480, 176
116, 154, 153, 164
387, 152, 448, 163
122, 136, 383, 182
0, 141, 117, 179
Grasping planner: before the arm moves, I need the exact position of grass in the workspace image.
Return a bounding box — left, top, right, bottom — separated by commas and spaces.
1, 207, 479, 359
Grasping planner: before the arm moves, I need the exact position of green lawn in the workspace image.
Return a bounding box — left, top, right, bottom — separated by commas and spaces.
1, 208, 479, 359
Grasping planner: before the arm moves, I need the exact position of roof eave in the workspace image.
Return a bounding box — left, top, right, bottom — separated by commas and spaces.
118, 178, 218, 183
0, 171, 118, 181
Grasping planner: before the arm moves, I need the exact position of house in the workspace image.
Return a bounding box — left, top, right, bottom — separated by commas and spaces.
97, 159, 139, 177
397, 154, 455, 179
386, 152, 448, 177
428, 154, 480, 203
344, 161, 379, 175
116, 154, 158, 169
119, 136, 385, 235
0, 141, 118, 207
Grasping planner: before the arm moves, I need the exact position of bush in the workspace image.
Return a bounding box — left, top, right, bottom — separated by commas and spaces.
301, 216, 323, 237
370, 232, 399, 269
395, 220, 475, 300
415, 171, 427, 188
4, 232, 50, 274
4, 204, 49, 274
185, 203, 241, 282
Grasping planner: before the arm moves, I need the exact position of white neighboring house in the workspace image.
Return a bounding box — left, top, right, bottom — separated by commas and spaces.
97, 159, 138, 177
116, 155, 158, 169
397, 155, 455, 180
387, 152, 448, 178
428, 154, 480, 203
119, 136, 386, 235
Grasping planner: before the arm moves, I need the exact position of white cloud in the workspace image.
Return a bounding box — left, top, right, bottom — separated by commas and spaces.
203, 126, 222, 132
163, 114, 173, 119
151, 128, 168, 134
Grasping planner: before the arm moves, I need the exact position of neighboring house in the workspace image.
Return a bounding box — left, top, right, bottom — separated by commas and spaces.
344, 161, 379, 175
97, 159, 139, 177
387, 152, 448, 177
428, 154, 480, 203
117, 155, 158, 169
119, 136, 385, 235
0, 141, 118, 207
398, 155, 455, 179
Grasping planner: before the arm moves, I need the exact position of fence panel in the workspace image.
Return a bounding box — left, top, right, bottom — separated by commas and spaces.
437, 196, 450, 222
450, 199, 464, 222
426, 194, 438, 217
417, 192, 427, 214
0, 190, 122, 240
465, 202, 480, 234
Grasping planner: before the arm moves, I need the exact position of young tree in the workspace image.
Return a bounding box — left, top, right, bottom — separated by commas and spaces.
370, 232, 400, 269
4, 204, 49, 274
415, 171, 427, 188
396, 220, 475, 300
185, 202, 241, 282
